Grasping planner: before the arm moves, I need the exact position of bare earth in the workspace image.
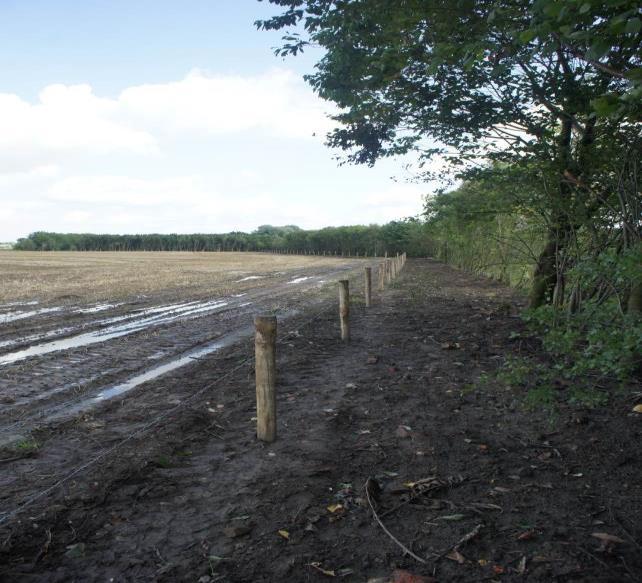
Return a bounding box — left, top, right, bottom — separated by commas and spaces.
0, 251, 349, 303
0, 255, 640, 582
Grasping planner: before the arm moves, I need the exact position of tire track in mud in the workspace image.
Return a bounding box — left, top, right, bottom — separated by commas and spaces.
0, 262, 367, 441
0, 286, 343, 531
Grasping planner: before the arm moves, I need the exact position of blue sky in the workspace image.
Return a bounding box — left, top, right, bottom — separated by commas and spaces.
0, 0, 429, 241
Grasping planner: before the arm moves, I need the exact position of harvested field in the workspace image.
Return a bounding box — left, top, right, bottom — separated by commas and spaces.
0, 251, 348, 303
0, 256, 640, 582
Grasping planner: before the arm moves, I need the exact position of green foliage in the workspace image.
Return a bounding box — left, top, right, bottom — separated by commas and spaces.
258, 0, 640, 171
523, 385, 556, 412
13, 438, 40, 454
258, 0, 641, 314
14, 220, 434, 256
497, 354, 612, 412
424, 166, 546, 287
525, 303, 642, 383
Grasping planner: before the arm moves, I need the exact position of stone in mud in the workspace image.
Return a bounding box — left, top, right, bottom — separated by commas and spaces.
223, 525, 253, 538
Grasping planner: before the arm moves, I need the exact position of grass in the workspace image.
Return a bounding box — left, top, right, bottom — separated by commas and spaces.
6, 438, 41, 458
0, 251, 351, 304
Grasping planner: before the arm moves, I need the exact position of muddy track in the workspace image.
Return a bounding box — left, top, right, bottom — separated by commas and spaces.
0, 261, 366, 439
1, 259, 639, 583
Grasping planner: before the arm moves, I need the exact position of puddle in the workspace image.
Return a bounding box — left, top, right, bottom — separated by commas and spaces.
75, 303, 123, 314
0, 307, 63, 324
0, 326, 77, 350
0, 301, 38, 309
235, 276, 264, 282
0, 300, 229, 366
59, 325, 254, 419
287, 276, 312, 284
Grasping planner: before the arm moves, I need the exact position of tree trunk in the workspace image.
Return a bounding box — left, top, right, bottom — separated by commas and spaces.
529, 236, 558, 308
628, 281, 642, 314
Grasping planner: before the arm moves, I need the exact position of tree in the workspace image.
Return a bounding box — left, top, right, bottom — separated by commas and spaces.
257, 0, 642, 306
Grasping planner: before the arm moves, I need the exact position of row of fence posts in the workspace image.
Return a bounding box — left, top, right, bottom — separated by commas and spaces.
209, 249, 405, 257
253, 251, 407, 442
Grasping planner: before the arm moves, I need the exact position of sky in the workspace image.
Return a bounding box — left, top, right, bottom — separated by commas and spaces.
0, 0, 430, 242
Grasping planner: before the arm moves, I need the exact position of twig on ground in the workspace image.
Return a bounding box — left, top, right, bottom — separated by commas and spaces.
364, 478, 429, 564
435, 523, 483, 561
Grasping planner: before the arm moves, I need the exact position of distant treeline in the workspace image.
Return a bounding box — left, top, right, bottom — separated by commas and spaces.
14, 221, 434, 256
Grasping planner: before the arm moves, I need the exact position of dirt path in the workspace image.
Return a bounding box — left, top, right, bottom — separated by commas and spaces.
1, 260, 640, 582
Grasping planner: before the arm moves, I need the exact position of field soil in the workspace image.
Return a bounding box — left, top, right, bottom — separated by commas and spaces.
1, 258, 640, 582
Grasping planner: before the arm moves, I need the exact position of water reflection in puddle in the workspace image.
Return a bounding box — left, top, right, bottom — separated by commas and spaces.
58, 325, 253, 419
0, 300, 229, 366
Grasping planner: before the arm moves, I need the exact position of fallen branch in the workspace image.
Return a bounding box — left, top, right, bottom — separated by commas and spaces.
382, 475, 465, 519
364, 478, 429, 564
436, 523, 483, 562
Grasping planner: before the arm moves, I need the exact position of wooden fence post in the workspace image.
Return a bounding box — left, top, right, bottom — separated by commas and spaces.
364, 267, 372, 307
254, 315, 277, 442
339, 280, 350, 341
378, 262, 385, 291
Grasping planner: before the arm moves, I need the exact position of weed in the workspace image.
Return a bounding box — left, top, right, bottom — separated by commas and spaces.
569, 386, 609, 408
152, 455, 172, 468
523, 386, 555, 411
15, 438, 39, 453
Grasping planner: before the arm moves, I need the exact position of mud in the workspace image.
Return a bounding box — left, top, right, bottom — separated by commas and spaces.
0, 259, 640, 582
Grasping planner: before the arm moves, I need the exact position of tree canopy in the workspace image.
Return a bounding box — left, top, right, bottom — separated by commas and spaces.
257, 0, 641, 307
258, 0, 640, 169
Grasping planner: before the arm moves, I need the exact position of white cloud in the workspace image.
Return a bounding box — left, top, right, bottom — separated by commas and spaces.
48, 175, 208, 207
63, 210, 93, 223
0, 69, 333, 175
119, 68, 334, 139
0, 88, 158, 173
0, 69, 430, 242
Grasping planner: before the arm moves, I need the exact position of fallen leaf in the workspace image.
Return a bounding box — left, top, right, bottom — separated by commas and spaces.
310, 562, 336, 577
632, 404, 642, 413
592, 532, 626, 543
395, 425, 412, 439
592, 531, 626, 551
478, 558, 489, 566
492, 565, 505, 574
441, 342, 461, 350
326, 503, 344, 514
446, 549, 466, 564
345, 383, 358, 389
532, 555, 549, 563
278, 529, 290, 540
517, 529, 536, 541
65, 543, 86, 559
516, 556, 527, 574
437, 513, 466, 521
